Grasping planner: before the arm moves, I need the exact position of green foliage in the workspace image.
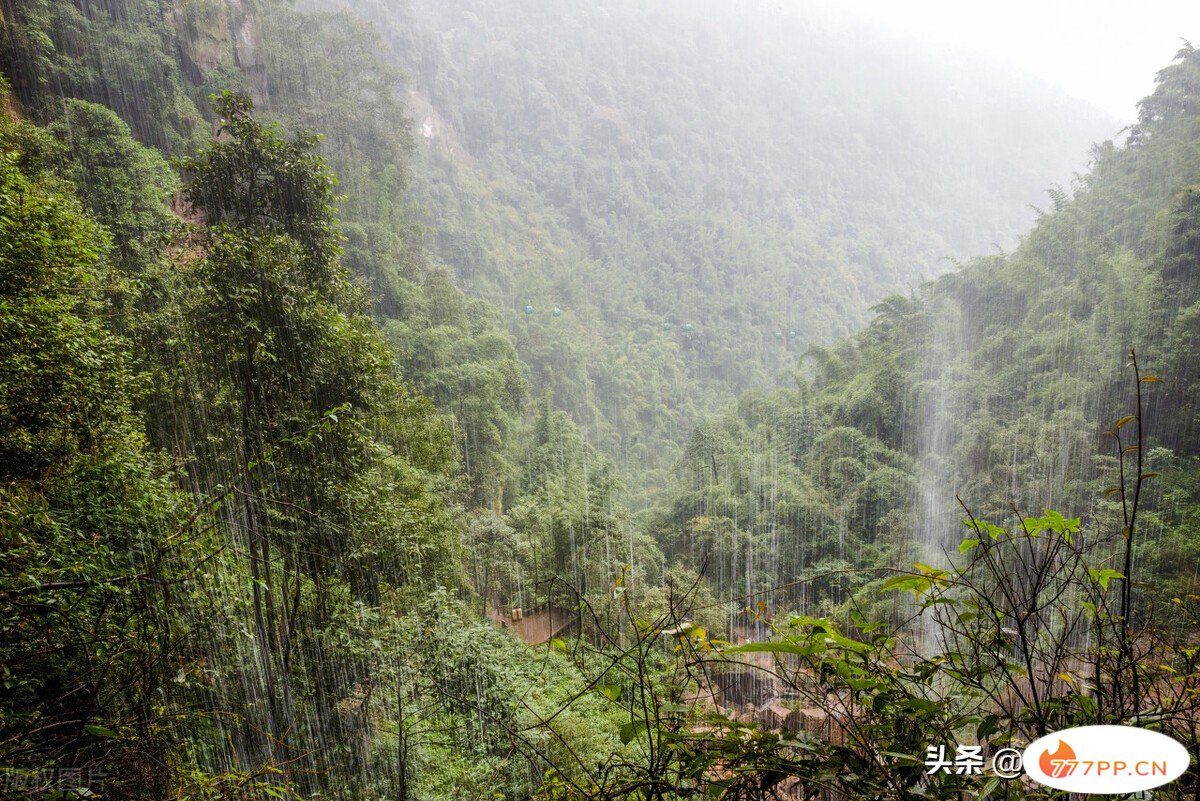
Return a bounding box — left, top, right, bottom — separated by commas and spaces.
641, 44, 1200, 632
0, 0, 206, 152
501, 392, 642, 613
0, 116, 127, 479
48, 100, 178, 276
333, 0, 1114, 494
0, 104, 191, 799
385, 272, 528, 507
172, 92, 460, 574
1, 10, 585, 796
648, 384, 916, 617
134, 95, 473, 796
249, 4, 534, 507
6, 4, 1200, 800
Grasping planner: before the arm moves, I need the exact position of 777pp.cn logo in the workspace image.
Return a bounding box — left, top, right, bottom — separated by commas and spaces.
1037, 737, 1167, 780
1024, 726, 1188, 794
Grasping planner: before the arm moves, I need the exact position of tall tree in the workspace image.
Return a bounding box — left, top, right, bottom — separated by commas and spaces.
165, 92, 459, 782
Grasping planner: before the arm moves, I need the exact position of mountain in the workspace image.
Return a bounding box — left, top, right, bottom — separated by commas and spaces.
649, 43, 1200, 622
321, 0, 1118, 494
4, 1, 1200, 799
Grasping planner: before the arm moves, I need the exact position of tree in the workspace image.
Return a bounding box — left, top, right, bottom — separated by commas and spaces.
0, 94, 188, 800
160, 92, 461, 793
49, 99, 177, 277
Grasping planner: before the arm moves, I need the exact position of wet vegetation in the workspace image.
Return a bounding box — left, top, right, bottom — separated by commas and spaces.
3, 0, 1200, 799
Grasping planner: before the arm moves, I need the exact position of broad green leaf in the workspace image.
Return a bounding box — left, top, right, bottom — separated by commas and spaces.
881, 574, 930, 597
598, 683, 622, 702
964, 519, 1006, 540
85, 724, 118, 738
1088, 568, 1124, 590
619, 719, 648, 745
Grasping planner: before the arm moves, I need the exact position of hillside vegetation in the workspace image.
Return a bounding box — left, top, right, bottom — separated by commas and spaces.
357, 0, 1116, 488
2, 1, 1200, 799
650, 46, 1200, 618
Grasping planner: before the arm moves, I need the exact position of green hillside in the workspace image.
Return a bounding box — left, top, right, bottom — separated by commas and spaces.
3, 1, 1200, 799
334, 0, 1117, 493
650, 43, 1200, 619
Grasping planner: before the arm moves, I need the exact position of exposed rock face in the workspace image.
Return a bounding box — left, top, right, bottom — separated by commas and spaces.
174, 0, 268, 106
407, 89, 476, 169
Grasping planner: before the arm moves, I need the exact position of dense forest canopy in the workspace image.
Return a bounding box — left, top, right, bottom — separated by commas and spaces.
367, 0, 1117, 490
2, 0, 1200, 799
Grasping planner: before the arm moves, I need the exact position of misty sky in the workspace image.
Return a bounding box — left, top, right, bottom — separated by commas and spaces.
839, 0, 1198, 122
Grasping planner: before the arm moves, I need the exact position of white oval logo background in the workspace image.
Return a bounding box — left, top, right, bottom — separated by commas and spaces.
1023, 725, 1190, 794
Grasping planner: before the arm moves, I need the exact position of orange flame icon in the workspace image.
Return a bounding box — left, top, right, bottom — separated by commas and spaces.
1039, 740, 1077, 778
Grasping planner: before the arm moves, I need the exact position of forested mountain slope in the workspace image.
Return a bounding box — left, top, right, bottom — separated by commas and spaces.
323, 0, 1116, 491
650, 44, 1200, 621
3, 0, 1114, 495
5, 1, 1200, 799
0, 3, 624, 796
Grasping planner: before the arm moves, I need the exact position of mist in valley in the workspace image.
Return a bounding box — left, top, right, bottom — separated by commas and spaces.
2, 1, 1199, 798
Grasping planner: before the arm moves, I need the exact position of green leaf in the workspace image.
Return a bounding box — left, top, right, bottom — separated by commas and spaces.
549, 637, 567, 652
885, 563, 954, 600
84, 724, 118, 738
820, 629, 872, 653
619, 719, 648, 745
971, 520, 1006, 540
881, 574, 931, 598
598, 683, 622, 701
1089, 568, 1124, 590
958, 538, 980, 554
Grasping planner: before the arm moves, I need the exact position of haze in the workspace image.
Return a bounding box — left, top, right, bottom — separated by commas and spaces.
6, 2, 1200, 798
836, 0, 1198, 121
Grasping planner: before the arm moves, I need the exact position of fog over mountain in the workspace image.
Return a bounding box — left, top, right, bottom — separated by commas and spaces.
333, 0, 1117, 483
4, 2, 1199, 799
